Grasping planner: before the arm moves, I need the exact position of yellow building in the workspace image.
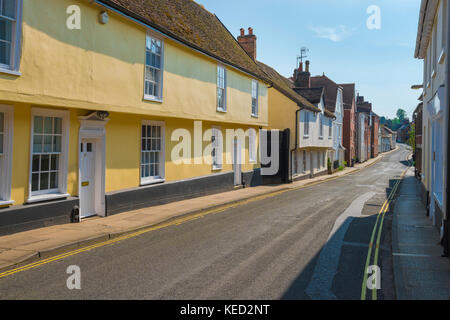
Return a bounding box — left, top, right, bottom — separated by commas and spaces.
0, 0, 271, 233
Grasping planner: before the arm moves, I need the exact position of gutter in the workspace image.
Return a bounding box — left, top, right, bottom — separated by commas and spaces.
290, 107, 301, 182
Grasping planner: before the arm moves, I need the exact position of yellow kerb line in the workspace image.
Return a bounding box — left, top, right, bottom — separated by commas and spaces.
361, 154, 411, 300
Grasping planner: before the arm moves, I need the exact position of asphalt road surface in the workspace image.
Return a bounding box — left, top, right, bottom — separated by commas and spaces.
0, 145, 410, 300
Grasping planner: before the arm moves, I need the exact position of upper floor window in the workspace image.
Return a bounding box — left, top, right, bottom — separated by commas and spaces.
304, 112, 310, 136
251, 80, 258, 117
319, 114, 323, 138
144, 35, 163, 101
328, 118, 332, 137
0, 0, 21, 73
217, 65, 227, 112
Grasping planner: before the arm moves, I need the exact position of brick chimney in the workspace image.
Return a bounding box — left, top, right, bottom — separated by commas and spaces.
294, 60, 311, 88
237, 27, 257, 60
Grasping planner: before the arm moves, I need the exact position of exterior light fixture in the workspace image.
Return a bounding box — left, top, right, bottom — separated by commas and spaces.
99, 11, 109, 24
96, 111, 109, 120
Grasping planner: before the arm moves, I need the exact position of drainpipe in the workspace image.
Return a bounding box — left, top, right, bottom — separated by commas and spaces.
290, 107, 301, 182
444, 0, 450, 257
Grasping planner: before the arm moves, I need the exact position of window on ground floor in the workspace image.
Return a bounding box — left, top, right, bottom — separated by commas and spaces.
303, 150, 307, 172
0, 105, 12, 202
141, 121, 165, 185
30, 109, 69, 199
248, 128, 257, 163
211, 127, 223, 170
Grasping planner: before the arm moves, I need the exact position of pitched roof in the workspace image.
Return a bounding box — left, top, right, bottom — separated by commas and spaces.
256, 61, 321, 113
293, 87, 323, 104
340, 83, 355, 110
98, 0, 270, 82
310, 75, 341, 113
382, 125, 394, 134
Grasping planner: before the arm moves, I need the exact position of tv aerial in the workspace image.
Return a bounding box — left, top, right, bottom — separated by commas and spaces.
297, 47, 309, 67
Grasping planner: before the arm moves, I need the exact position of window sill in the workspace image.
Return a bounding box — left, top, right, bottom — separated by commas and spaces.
319, 136, 324, 140
0, 68, 21, 76
303, 135, 309, 139
140, 178, 165, 187
212, 166, 222, 171
438, 49, 445, 65
143, 95, 163, 103
27, 193, 70, 204
251, 114, 259, 118
217, 108, 227, 113
0, 200, 14, 207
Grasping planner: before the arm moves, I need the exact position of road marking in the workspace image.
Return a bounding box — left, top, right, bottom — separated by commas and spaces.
361, 151, 411, 300
0, 150, 399, 279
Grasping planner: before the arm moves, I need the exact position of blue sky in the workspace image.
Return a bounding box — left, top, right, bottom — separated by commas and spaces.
198, 0, 423, 119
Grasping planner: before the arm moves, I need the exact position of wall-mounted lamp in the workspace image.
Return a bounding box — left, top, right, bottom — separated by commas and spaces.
99, 11, 109, 24
96, 111, 109, 120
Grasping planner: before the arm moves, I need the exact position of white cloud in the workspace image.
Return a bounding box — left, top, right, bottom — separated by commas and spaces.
309, 25, 352, 42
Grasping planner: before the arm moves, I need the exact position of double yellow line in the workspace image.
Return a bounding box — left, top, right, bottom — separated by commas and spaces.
360, 157, 411, 300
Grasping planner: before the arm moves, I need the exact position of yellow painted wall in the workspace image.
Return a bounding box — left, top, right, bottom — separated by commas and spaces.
267, 87, 299, 150
6, 103, 260, 204
0, 0, 268, 127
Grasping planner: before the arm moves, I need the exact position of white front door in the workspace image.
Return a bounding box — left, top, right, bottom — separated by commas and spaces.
233, 138, 242, 186
80, 140, 96, 218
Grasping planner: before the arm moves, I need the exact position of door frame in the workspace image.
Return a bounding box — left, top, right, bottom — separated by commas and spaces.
78, 112, 109, 220
233, 137, 242, 186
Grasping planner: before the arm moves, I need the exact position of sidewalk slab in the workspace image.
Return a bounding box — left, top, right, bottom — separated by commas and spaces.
392, 167, 450, 300
0, 151, 389, 272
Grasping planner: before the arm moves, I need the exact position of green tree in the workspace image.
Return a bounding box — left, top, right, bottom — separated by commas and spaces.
408, 123, 415, 153
396, 109, 407, 122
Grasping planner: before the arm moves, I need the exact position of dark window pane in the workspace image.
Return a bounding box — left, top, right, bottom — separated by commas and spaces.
32, 155, 40, 172
141, 138, 146, 151
154, 164, 159, 176
0, 18, 12, 41
51, 154, 59, 171
31, 173, 39, 191
0, 133, 3, 153
87, 143, 92, 152
50, 172, 58, 189
34, 116, 43, 134
41, 154, 49, 171
44, 117, 52, 134
40, 172, 49, 190
53, 135, 61, 153
43, 135, 52, 152
146, 139, 151, 151
142, 125, 146, 138
147, 125, 151, 137
33, 134, 42, 153
2, 0, 16, 19
54, 118, 62, 134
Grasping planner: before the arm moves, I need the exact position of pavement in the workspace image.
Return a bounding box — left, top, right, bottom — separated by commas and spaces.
0, 145, 408, 299
392, 167, 450, 300
0, 149, 390, 273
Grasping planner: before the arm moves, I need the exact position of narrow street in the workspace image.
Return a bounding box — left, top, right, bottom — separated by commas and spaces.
0, 146, 410, 300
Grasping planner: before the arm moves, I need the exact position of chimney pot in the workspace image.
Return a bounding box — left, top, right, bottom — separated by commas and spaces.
240, 28, 245, 36
299, 62, 303, 72
305, 60, 310, 73
248, 27, 253, 35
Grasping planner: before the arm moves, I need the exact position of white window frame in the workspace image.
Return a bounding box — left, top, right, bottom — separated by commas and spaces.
0, 104, 13, 205
144, 34, 164, 102
28, 108, 70, 203
304, 111, 310, 137
140, 120, 165, 186
217, 65, 227, 112
211, 126, 223, 170
251, 79, 259, 117
0, 0, 22, 75
248, 128, 257, 163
